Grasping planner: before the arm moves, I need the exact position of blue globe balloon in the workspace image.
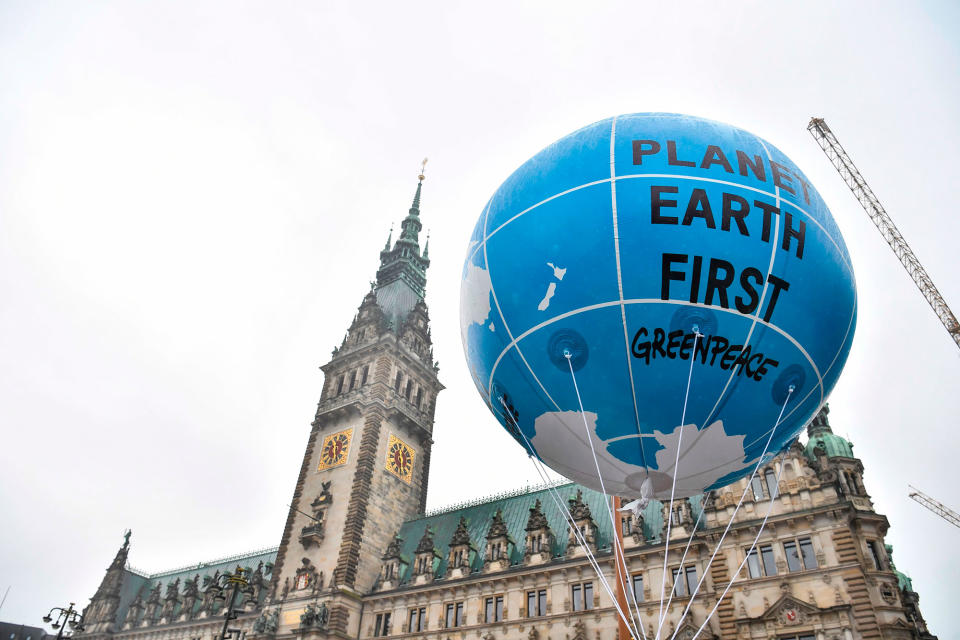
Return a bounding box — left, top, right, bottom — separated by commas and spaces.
460, 113, 856, 498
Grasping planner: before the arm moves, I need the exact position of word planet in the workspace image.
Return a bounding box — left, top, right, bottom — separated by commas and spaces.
460, 113, 856, 498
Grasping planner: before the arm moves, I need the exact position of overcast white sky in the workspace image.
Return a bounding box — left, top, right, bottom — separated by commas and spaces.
1, 0, 958, 634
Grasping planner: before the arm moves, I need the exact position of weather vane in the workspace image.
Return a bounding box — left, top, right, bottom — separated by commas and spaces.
419, 157, 428, 181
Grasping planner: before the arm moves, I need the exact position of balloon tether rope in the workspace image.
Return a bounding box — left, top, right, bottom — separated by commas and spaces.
497, 395, 644, 640
686, 388, 793, 640
662, 385, 795, 639
565, 352, 649, 640
655, 329, 701, 639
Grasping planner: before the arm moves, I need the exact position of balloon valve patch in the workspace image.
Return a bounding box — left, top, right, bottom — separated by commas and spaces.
772, 365, 806, 405
548, 329, 589, 371
670, 306, 718, 337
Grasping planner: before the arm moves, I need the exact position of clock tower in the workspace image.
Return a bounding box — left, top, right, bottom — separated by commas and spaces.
270, 172, 443, 634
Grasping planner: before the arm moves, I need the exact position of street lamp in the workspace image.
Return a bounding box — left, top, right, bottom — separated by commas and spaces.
43, 603, 84, 640
218, 566, 249, 640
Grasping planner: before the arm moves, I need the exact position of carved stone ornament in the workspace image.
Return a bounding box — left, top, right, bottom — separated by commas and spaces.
450, 516, 471, 546
416, 526, 436, 554
569, 620, 586, 640
294, 557, 323, 593
777, 604, 808, 626
568, 489, 593, 521
312, 481, 333, 509
487, 510, 508, 539
528, 627, 539, 640
300, 602, 329, 629
526, 499, 550, 531
383, 532, 403, 559
254, 609, 280, 635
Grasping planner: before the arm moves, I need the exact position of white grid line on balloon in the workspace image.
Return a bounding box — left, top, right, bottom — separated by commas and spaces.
484, 297, 825, 426
608, 115, 652, 474
466, 171, 853, 279
481, 175, 600, 465
695, 137, 784, 451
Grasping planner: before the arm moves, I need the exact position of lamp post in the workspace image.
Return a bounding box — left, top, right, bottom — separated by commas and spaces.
218, 567, 249, 640
42, 603, 84, 640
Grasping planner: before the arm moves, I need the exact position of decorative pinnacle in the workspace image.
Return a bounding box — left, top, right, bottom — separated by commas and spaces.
384, 224, 393, 251
423, 230, 430, 258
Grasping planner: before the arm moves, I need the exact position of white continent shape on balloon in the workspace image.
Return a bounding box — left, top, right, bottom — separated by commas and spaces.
461, 262, 493, 339
529, 410, 752, 498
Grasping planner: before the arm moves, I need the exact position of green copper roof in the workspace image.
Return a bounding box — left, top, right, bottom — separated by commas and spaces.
804, 403, 855, 460
115, 547, 277, 626
375, 179, 430, 328
886, 543, 914, 592
390, 482, 702, 585
805, 432, 855, 460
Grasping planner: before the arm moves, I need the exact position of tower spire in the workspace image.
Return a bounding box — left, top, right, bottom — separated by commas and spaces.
807, 403, 833, 437
384, 224, 393, 251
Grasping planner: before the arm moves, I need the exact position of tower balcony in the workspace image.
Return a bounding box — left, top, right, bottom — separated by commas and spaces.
300, 522, 325, 547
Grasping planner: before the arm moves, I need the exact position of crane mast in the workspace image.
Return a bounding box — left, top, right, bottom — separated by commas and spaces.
807, 117, 960, 349
908, 486, 960, 529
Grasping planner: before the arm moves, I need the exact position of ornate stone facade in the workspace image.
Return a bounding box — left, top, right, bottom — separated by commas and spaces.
74, 178, 936, 640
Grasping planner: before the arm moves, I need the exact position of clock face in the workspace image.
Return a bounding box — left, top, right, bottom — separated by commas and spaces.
318, 429, 353, 471
385, 433, 416, 483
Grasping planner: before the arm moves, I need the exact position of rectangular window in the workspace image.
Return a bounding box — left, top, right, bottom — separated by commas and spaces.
765, 470, 779, 500
761, 545, 777, 576
526, 589, 547, 616
361, 365, 369, 385
337, 375, 345, 395
349, 370, 357, 390
571, 582, 593, 611
784, 537, 818, 572
799, 538, 817, 570
751, 476, 764, 500
671, 566, 697, 597
484, 596, 504, 623
746, 548, 762, 578
407, 608, 425, 632
405, 380, 413, 399
374, 613, 391, 637
784, 541, 801, 572
867, 540, 884, 570
415, 388, 423, 408
445, 603, 463, 628
630, 574, 644, 603
621, 515, 632, 536
395, 372, 403, 392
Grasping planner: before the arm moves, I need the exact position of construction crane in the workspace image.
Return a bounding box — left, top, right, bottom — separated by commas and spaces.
807, 118, 960, 350
908, 486, 960, 529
